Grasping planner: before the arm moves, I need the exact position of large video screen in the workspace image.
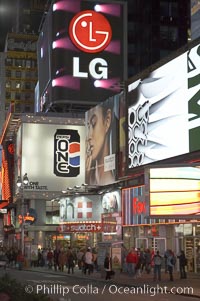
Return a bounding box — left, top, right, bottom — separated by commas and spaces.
148, 166, 200, 217
127, 41, 200, 170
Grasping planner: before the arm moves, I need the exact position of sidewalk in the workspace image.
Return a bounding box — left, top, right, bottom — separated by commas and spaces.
24, 265, 200, 298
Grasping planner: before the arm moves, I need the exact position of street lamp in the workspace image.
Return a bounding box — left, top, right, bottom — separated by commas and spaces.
16, 173, 29, 255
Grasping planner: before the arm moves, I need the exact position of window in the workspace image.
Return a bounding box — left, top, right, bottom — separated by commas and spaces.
16, 81, 21, 89
15, 92, 21, 100
6, 70, 11, 78
16, 70, 22, 78
15, 59, 22, 68
6, 92, 11, 99
5, 58, 12, 66
5, 81, 11, 88
25, 82, 31, 90
46, 200, 60, 224
160, 26, 178, 42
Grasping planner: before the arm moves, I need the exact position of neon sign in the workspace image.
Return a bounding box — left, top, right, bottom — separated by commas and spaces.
133, 197, 146, 214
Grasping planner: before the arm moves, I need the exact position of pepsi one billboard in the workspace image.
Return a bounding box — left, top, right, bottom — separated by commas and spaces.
19, 123, 85, 193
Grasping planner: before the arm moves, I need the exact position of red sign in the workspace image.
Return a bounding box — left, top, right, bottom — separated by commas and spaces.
18, 214, 35, 224
69, 10, 112, 53
133, 197, 146, 214
57, 222, 102, 233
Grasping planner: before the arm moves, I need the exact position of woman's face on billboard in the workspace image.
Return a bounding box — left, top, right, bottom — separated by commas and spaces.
87, 105, 111, 161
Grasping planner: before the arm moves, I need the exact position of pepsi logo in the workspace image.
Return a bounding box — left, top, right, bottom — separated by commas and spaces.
69, 10, 112, 53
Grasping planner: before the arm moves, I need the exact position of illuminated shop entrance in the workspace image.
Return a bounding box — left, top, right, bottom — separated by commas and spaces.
136, 238, 148, 250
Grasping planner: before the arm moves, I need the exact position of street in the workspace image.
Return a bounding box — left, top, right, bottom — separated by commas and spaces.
0, 267, 199, 301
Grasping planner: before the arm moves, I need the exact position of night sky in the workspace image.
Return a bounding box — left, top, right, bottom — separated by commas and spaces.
0, 1, 16, 51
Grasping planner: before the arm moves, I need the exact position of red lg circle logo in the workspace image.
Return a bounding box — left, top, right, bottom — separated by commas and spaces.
69, 10, 112, 53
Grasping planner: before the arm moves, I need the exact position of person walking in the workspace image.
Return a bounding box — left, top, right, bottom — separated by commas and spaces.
77, 249, 84, 270
47, 248, 53, 269
126, 248, 138, 278
53, 248, 60, 271
16, 250, 24, 270
167, 250, 176, 281
144, 248, 151, 274
104, 253, 112, 280
84, 247, 93, 275
152, 250, 162, 281
164, 249, 170, 273
58, 249, 67, 272
177, 250, 187, 279
67, 249, 75, 274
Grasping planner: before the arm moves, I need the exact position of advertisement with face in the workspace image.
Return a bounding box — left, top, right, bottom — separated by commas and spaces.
101, 190, 121, 213
127, 42, 200, 169
85, 95, 119, 185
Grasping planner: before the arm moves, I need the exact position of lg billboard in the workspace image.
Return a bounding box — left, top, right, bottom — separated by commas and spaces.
37, 0, 127, 111
127, 41, 200, 170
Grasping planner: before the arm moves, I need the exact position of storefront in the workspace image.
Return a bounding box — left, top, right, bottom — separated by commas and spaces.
57, 190, 122, 249
122, 165, 200, 273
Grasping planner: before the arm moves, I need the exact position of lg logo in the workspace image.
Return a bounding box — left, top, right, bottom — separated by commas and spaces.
69, 10, 112, 53
73, 57, 108, 79
69, 10, 112, 80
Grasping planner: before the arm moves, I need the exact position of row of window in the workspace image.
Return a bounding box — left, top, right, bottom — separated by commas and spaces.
5, 102, 33, 113
6, 80, 36, 90
6, 91, 34, 101
6, 69, 38, 79
5, 58, 37, 69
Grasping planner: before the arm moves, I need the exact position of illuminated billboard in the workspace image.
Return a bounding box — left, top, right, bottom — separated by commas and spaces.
16, 123, 85, 195
59, 194, 101, 222
127, 41, 200, 170
147, 166, 200, 217
85, 94, 119, 185
122, 185, 148, 225
37, 0, 127, 111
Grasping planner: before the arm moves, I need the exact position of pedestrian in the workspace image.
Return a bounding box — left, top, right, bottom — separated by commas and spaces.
67, 249, 75, 274
77, 249, 84, 270
126, 248, 138, 277
135, 248, 142, 278
167, 250, 176, 281
47, 248, 53, 269
164, 249, 170, 273
53, 247, 60, 271
152, 250, 162, 281
84, 247, 93, 275
177, 250, 187, 279
144, 248, 151, 274
104, 253, 112, 280
58, 249, 67, 272
16, 250, 24, 270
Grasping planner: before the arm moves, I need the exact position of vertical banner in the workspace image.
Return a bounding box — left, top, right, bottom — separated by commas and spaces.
112, 247, 121, 270
85, 95, 119, 185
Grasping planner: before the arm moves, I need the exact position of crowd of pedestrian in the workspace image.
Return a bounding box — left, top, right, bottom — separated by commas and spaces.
1, 245, 188, 283
121, 246, 188, 282
31, 246, 99, 275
